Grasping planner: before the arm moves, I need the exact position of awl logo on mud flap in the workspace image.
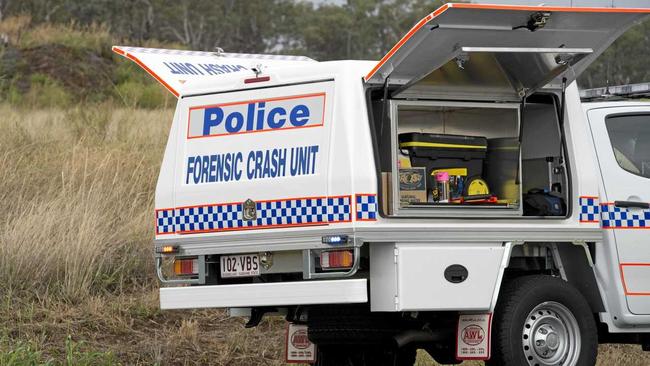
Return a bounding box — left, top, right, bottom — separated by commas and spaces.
187, 93, 325, 138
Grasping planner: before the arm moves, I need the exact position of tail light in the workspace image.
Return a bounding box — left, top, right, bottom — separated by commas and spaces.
319, 250, 354, 270
173, 257, 198, 276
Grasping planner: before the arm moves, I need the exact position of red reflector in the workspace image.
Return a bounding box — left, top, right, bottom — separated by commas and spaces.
320, 250, 354, 269
244, 76, 271, 84
174, 258, 198, 275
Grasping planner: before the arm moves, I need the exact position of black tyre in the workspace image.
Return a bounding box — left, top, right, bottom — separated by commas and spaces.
314, 345, 416, 366
488, 275, 598, 366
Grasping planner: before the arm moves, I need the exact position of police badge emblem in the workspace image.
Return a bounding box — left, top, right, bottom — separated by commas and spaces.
243, 199, 257, 220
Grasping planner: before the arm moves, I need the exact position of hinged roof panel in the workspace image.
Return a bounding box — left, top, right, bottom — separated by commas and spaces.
112, 46, 315, 97
365, 3, 650, 100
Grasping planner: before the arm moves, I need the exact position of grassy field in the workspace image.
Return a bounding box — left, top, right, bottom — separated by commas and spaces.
1, 104, 649, 365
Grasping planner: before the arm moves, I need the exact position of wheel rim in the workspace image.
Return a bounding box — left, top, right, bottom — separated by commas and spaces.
521, 301, 581, 366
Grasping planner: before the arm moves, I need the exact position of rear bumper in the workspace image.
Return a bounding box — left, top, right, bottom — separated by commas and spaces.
160, 279, 368, 310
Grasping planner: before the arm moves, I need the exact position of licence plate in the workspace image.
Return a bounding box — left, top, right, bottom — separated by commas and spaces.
220, 254, 260, 278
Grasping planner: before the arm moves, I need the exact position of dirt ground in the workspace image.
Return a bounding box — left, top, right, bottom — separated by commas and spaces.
3, 290, 650, 365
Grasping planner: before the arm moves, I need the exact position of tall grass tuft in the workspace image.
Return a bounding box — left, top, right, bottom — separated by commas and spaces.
19, 22, 113, 56
0, 15, 31, 45
0, 104, 171, 301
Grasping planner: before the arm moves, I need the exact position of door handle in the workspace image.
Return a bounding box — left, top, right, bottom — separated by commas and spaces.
614, 201, 650, 209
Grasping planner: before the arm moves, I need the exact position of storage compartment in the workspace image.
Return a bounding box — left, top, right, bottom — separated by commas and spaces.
520, 97, 569, 217
364, 4, 639, 219
370, 243, 507, 311
371, 94, 569, 218
485, 138, 521, 206
389, 100, 522, 216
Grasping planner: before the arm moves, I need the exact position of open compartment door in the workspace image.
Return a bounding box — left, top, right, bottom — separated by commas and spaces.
112, 46, 315, 97
364, 3, 649, 101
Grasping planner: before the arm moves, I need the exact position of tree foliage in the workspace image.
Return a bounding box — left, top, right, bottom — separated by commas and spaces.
579, 18, 650, 88
0, 0, 445, 58
1, 0, 648, 88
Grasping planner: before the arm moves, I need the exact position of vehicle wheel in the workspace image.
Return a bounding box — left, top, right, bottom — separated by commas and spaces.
314, 345, 416, 366
487, 275, 597, 366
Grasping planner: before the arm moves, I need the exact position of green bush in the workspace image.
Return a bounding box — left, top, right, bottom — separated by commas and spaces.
113, 58, 174, 108
64, 336, 116, 366
22, 73, 71, 108
0, 337, 52, 366
114, 60, 150, 85
115, 80, 172, 109
3, 83, 24, 105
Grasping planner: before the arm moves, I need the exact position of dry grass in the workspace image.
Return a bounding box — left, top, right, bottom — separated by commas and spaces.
0, 104, 163, 300
20, 20, 112, 55
2, 288, 287, 365
0, 15, 31, 45
0, 104, 648, 365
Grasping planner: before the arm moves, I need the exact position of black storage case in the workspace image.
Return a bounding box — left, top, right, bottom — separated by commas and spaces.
398, 133, 488, 182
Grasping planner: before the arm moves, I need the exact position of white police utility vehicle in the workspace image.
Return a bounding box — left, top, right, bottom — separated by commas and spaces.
114, 3, 650, 365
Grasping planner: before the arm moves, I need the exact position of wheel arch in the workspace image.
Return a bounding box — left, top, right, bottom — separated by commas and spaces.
555, 242, 605, 313
496, 241, 605, 314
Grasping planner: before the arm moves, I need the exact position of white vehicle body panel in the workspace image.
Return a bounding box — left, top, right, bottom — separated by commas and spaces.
151, 61, 378, 242
370, 243, 508, 311
586, 103, 650, 319
172, 81, 335, 235
160, 279, 368, 310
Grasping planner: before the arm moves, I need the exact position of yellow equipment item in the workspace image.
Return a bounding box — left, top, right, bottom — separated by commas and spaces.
467, 177, 490, 196
431, 168, 468, 177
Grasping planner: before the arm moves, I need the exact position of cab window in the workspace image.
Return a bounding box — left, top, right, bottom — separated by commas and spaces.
605, 114, 650, 179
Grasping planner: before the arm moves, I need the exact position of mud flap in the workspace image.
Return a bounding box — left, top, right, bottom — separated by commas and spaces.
456, 313, 492, 361
286, 323, 316, 363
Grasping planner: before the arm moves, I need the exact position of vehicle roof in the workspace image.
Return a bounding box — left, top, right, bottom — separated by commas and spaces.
582, 100, 650, 111
182, 60, 376, 97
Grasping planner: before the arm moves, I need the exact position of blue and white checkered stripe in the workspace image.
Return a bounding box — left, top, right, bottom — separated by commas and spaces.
579, 197, 600, 223
156, 208, 176, 234
578, 196, 650, 229
601, 204, 650, 229
175, 203, 241, 233
356, 194, 378, 221
250, 196, 351, 228
156, 196, 351, 235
